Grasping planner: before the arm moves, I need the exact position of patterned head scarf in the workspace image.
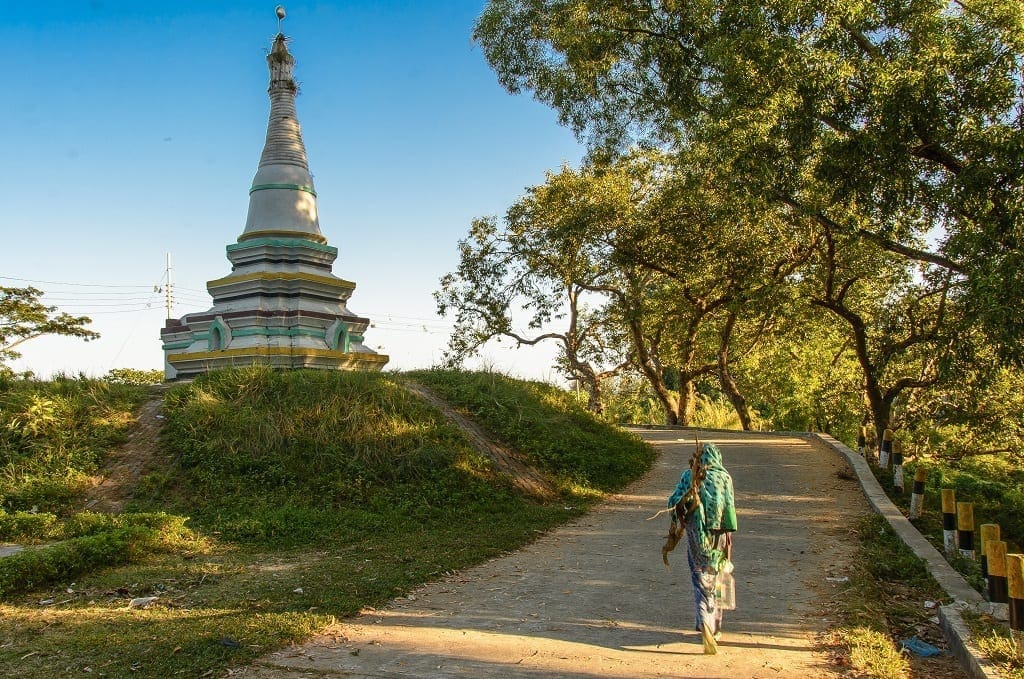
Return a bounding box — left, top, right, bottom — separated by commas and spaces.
667, 442, 737, 565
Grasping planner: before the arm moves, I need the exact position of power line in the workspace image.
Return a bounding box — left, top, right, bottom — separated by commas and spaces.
0, 275, 153, 289
70, 307, 165, 315
42, 295, 168, 303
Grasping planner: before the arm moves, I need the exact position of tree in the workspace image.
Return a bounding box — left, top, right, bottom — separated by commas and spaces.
475, 0, 1024, 361
601, 149, 814, 427
733, 294, 863, 437
804, 221, 958, 444
901, 358, 1024, 465
0, 286, 99, 368
436, 182, 634, 414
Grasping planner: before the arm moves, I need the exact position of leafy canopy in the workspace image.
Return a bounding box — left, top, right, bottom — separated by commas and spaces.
475, 0, 1024, 360
0, 287, 99, 367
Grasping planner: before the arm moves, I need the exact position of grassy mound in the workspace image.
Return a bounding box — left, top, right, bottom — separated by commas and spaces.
0, 366, 654, 678
157, 367, 556, 547
406, 369, 655, 491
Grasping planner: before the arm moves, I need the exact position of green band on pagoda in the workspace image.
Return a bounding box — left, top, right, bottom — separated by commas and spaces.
250, 183, 317, 196
231, 327, 327, 339
161, 340, 193, 350
226, 238, 337, 255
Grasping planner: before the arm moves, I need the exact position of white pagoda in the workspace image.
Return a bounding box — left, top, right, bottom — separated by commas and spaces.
161, 27, 388, 380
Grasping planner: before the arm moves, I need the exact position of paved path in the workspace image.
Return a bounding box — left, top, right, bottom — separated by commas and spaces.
243, 429, 870, 678
0, 544, 23, 559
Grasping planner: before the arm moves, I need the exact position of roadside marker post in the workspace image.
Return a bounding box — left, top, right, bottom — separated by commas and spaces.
880, 428, 893, 468
892, 439, 904, 494
908, 466, 927, 520
986, 540, 1008, 604
941, 489, 957, 556
957, 502, 976, 560
979, 524, 1000, 582
1007, 554, 1024, 653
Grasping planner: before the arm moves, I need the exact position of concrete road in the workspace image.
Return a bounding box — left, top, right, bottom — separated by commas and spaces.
243, 429, 869, 678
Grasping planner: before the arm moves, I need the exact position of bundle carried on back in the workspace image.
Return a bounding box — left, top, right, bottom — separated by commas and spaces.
656, 437, 705, 569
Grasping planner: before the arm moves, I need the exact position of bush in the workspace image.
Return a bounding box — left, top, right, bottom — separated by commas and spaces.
0, 523, 189, 599
104, 368, 164, 386
0, 509, 191, 544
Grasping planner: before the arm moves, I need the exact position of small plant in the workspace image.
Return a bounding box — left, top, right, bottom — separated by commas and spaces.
104, 368, 164, 386
962, 610, 1024, 679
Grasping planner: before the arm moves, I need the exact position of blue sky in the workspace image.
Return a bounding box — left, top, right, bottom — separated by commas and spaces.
2, 1, 583, 380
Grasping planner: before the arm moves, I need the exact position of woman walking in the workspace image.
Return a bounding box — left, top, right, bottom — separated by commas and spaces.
667, 441, 737, 654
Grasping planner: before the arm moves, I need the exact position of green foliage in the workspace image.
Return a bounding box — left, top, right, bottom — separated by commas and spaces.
0, 375, 151, 512
907, 461, 1024, 553
736, 305, 863, 438
0, 286, 99, 365
0, 515, 195, 599
689, 394, 748, 431
597, 374, 668, 425
0, 509, 187, 544
104, 368, 164, 386
475, 0, 1024, 360
407, 368, 654, 491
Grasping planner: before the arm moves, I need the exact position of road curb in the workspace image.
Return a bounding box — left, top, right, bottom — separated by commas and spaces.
808, 433, 1002, 679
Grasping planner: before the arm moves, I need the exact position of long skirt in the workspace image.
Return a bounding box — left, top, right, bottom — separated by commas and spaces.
686, 521, 722, 633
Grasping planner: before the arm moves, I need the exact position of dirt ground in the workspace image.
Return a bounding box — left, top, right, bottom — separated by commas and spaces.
239, 429, 879, 678
82, 394, 168, 513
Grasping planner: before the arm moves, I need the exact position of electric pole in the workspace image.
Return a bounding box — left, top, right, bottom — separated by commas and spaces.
165, 252, 173, 319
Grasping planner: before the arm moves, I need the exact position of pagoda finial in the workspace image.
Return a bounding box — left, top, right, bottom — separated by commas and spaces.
276, 5, 286, 34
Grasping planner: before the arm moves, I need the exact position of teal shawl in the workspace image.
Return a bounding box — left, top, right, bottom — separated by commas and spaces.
667, 443, 737, 566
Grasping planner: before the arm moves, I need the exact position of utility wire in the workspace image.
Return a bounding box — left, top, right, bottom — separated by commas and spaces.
0, 275, 153, 289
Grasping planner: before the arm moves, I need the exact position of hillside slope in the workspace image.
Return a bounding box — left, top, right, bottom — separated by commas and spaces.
0, 367, 653, 679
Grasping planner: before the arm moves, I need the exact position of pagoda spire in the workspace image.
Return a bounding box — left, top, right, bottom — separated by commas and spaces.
241, 26, 322, 242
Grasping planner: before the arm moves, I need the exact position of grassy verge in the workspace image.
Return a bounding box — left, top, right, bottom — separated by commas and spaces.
962, 610, 1024, 679
869, 455, 1023, 675
0, 367, 652, 678
820, 514, 961, 679
871, 458, 1024, 558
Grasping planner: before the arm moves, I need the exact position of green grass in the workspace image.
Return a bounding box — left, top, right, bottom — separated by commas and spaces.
0, 366, 653, 678
406, 368, 655, 491
0, 373, 152, 513
963, 610, 1024, 679
820, 514, 950, 679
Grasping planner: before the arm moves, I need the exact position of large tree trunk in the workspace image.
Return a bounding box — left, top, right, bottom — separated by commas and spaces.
585, 378, 605, 416
624, 315, 679, 425
719, 365, 753, 430
717, 311, 754, 430
676, 378, 697, 426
